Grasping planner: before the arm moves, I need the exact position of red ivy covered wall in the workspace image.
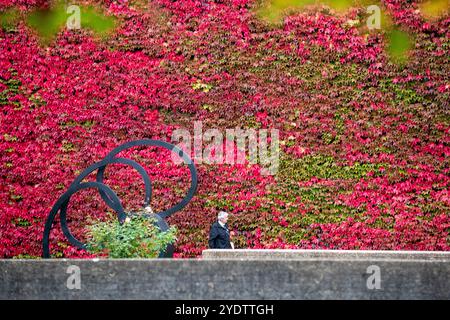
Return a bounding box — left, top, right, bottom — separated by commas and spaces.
0, 0, 449, 258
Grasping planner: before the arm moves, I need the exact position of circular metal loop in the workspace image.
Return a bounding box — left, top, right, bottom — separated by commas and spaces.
95, 157, 152, 208
42, 139, 197, 258
99, 139, 198, 219
43, 182, 126, 258
59, 157, 152, 246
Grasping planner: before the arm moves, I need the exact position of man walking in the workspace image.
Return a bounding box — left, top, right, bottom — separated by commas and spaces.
208, 211, 233, 249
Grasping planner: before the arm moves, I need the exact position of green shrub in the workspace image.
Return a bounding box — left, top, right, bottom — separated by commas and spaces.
86, 213, 177, 258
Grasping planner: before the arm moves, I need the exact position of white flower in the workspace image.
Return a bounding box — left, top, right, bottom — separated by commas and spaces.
125, 217, 131, 223
144, 206, 154, 214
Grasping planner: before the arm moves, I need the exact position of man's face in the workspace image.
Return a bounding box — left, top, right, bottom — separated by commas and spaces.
220, 214, 228, 224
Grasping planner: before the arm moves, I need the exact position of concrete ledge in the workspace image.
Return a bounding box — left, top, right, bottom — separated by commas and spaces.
1, 257, 450, 299
202, 249, 450, 261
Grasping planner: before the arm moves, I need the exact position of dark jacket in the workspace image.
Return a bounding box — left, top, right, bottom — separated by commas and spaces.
208, 221, 232, 249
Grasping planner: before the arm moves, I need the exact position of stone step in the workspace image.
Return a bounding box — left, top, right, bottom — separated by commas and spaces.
202, 249, 450, 261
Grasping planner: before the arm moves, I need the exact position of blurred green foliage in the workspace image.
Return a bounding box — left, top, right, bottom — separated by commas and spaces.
419, 0, 449, 19
1, 1, 116, 44
256, 0, 421, 64
27, 4, 68, 41
387, 29, 414, 64
81, 6, 116, 35
0, 8, 20, 31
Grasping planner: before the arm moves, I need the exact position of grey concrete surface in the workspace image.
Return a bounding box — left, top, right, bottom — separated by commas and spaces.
1, 254, 449, 299
202, 249, 450, 260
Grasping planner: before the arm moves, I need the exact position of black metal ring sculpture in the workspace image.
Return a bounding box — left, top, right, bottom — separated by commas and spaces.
42, 139, 198, 258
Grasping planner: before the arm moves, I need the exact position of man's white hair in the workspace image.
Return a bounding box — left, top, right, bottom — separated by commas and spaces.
218, 211, 228, 220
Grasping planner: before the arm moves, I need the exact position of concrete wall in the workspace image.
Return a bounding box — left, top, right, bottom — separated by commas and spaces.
1, 250, 450, 299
